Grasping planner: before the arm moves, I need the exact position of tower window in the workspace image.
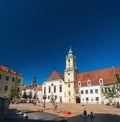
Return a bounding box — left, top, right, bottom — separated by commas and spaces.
59, 85, 62, 92
68, 73, 70, 75
68, 59, 70, 62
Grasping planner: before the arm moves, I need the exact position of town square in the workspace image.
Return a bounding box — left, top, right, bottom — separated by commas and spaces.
0, 0, 120, 122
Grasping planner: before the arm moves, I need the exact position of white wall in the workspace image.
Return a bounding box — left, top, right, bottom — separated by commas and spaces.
42, 79, 65, 102
79, 85, 102, 104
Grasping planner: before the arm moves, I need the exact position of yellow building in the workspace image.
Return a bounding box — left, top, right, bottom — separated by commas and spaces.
0, 66, 23, 99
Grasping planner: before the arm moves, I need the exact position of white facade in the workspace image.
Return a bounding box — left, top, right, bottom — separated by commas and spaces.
79, 86, 102, 104
37, 90, 43, 101
42, 79, 64, 102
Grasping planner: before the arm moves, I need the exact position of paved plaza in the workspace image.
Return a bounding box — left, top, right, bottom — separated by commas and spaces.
5, 103, 120, 122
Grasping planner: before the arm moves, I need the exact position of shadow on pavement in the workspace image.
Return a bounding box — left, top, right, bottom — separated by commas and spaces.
68, 113, 120, 122
3, 110, 120, 122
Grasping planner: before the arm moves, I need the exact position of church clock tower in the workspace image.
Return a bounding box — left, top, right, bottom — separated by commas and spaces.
64, 47, 78, 103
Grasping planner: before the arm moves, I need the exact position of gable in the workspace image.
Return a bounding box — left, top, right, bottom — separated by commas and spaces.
46, 70, 64, 81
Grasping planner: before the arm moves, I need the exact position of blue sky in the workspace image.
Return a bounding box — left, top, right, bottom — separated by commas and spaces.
0, 0, 120, 85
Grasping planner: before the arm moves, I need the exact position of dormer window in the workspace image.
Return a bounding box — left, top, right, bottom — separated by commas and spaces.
78, 81, 82, 87
87, 80, 91, 86
99, 78, 104, 85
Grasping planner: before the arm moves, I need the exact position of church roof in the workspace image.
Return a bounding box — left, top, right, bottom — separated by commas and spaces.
46, 70, 64, 81
75, 67, 120, 87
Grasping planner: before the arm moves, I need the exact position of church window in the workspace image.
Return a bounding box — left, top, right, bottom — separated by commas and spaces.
44, 87, 46, 94
54, 85, 56, 93
59, 85, 62, 92
69, 91, 71, 95
49, 86, 51, 93
51, 83, 53, 86
68, 83, 70, 87
68, 73, 70, 75
87, 80, 91, 86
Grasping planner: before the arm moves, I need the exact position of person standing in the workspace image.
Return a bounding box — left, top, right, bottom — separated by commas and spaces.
53, 99, 58, 113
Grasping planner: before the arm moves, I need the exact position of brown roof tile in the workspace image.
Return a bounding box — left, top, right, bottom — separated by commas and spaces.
36, 85, 42, 91
75, 67, 120, 87
0, 65, 23, 77
47, 70, 64, 81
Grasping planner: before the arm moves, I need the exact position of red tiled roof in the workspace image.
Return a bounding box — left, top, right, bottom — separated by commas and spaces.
0, 65, 23, 77
36, 85, 42, 91
75, 67, 120, 87
47, 70, 64, 81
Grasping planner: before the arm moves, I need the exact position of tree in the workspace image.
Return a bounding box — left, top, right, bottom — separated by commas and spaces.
103, 74, 120, 104
22, 91, 27, 100
28, 91, 32, 99
42, 94, 47, 103
9, 82, 20, 102
33, 92, 37, 99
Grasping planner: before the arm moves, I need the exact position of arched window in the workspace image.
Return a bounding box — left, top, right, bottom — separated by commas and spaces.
87, 80, 91, 86
99, 78, 104, 85
78, 81, 82, 87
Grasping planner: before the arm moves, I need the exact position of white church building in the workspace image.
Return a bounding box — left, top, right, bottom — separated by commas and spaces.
42, 48, 120, 104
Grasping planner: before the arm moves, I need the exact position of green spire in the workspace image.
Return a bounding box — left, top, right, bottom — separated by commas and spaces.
67, 46, 73, 57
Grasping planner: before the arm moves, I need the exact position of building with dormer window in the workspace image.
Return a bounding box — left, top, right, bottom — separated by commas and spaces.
42, 47, 120, 104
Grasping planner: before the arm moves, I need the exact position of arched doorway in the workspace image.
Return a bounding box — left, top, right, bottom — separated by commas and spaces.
76, 96, 80, 103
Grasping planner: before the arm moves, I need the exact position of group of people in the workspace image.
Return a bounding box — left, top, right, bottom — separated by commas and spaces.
81, 105, 95, 118
38, 99, 58, 113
